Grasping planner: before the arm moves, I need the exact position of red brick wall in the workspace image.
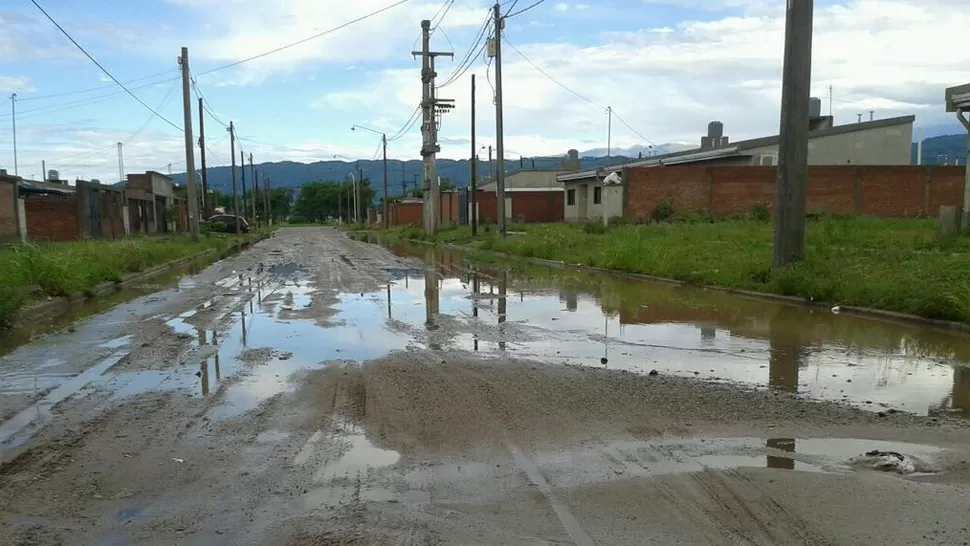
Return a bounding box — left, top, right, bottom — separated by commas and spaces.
510, 192, 564, 223
25, 194, 79, 241
475, 191, 498, 224
625, 165, 965, 219
389, 202, 423, 226
0, 179, 17, 239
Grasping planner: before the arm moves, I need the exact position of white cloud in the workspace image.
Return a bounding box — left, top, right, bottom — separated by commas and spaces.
0, 76, 33, 94
554, 3, 570, 12
322, 0, 970, 160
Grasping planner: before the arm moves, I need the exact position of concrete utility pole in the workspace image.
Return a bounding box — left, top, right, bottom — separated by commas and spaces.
42, 160, 46, 182
10, 94, 17, 176
197, 97, 210, 218
248, 153, 257, 224
382, 136, 388, 228
606, 106, 613, 157
116, 142, 124, 184
413, 19, 454, 234
178, 47, 201, 241
471, 73, 478, 236
229, 121, 240, 234
772, 0, 814, 268
491, 1, 507, 234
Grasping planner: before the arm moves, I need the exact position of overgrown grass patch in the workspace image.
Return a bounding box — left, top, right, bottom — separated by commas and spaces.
369, 217, 970, 324
0, 234, 248, 328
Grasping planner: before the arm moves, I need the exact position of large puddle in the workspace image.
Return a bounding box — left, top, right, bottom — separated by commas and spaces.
3, 236, 970, 454
372, 241, 970, 419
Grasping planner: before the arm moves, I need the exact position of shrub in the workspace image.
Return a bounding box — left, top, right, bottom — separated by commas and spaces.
607, 216, 629, 227
582, 221, 608, 235
652, 199, 676, 223
750, 202, 771, 223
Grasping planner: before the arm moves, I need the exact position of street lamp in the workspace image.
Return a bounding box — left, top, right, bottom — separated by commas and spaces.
333, 154, 360, 221
352, 125, 389, 229
333, 154, 355, 224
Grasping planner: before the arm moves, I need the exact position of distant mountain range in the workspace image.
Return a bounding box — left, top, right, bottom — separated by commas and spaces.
171, 144, 689, 195
172, 136, 967, 195
912, 134, 967, 165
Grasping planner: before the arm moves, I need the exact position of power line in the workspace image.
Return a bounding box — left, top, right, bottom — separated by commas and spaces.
504, 37, 655, 146
17, 70, 176, 102
503, 38, 600, 108
431, 0, 455, 30
506, 0, 547, 18
611, 109, 656, 147
437, 12, 492, 89
388, 105, 422, 142
194, 0, 411, 77
28, 0, 183, 132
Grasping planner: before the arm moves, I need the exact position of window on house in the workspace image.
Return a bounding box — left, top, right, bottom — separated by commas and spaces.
593, 186, 602, 205
567, 189, 576, 206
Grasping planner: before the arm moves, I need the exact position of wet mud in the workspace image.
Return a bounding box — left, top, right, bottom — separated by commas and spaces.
1, 227, 969, 545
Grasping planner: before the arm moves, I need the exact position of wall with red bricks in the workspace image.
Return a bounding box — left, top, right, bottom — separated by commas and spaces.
25, 194, 79, 241
510, 192, 564, 223
625, 165, 965, 219
0, 179, 17, 239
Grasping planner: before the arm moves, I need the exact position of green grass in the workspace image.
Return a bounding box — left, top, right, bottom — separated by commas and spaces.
0, 234, 250, 329
369, 217, 970, 324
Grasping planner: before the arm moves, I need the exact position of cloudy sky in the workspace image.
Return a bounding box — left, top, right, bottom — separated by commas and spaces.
1, 0, 967, 182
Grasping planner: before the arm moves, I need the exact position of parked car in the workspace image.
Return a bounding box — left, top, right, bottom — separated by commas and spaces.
207, 214, 250, 233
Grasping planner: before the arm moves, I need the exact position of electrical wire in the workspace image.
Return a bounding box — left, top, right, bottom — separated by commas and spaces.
503, 38, 600, 108
505, 0, 547, 18
388, 105, 423, 142
28, 0, 183, 132
430, 0, 455, 31
611, 110, 656, 147
504, 37, 656, 146
1, 76, 180, 120
437, 12, 492, 89
17, 70, 177, 102
194, 0, 411, 77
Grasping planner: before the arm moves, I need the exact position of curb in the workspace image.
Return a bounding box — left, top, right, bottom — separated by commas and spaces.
373, 234, 970, 335
11, 235, 266, 329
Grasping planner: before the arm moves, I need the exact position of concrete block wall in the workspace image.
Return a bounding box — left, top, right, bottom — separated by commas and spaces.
624, 165, 966, 219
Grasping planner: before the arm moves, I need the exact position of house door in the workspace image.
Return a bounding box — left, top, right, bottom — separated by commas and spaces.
578, 184, 589, 220
88, 192, 101, 238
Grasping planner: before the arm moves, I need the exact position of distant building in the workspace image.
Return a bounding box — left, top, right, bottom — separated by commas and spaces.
476, 169, 567, 223
559, 113, 915, 222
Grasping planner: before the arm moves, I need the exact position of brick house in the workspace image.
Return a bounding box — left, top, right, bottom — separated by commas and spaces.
475, 170, 566, 224
560, 115, 916, 222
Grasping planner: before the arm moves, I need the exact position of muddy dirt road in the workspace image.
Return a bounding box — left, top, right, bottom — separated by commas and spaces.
2, 227, 970, 545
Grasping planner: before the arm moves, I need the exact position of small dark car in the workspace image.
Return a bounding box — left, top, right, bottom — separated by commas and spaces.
208, 214, 250, 233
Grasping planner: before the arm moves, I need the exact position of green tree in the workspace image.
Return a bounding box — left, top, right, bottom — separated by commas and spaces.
293, 180, 374, 223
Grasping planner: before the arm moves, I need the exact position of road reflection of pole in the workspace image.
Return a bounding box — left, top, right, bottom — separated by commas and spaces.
241, 308, 248, 347
498, 270, 508, 351
471, 267, 480, 352
953, 366, 970, 416
212, 330, 221, 380
424, 248, 440, 351
768, 310, 804, 393
603, 315, 609, 367
197, 327, 209, 396
766, 438, 795, 470
387, 283, 392, 319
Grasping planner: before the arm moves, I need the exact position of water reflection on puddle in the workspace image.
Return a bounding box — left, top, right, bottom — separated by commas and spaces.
376, 243, 970, 418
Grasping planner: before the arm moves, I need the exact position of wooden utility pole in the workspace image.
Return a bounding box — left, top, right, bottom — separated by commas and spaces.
197, 97, 210, 218
178, 47, 200, 241
492, 2, 507, 234
229, 121, 240, 234
470, 73, 478, 235
248, 153, 257, 225
240, 150, 247, 221
254, 170, 261, 227
264, 177, 272, 225
773, 0, 814, 268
